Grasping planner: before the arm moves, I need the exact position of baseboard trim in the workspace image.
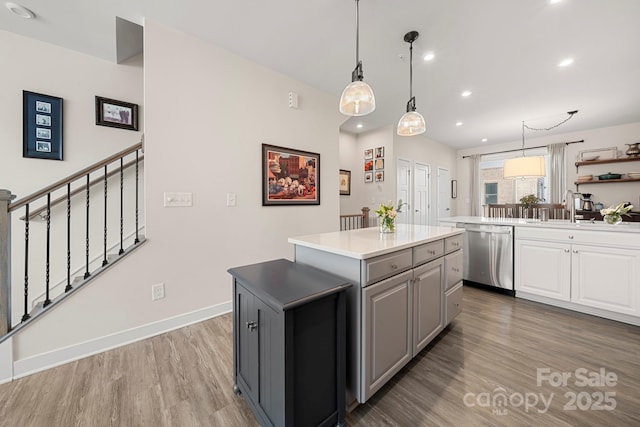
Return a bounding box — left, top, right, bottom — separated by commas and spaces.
0, 337, 14, 385
11, 300, 232, 381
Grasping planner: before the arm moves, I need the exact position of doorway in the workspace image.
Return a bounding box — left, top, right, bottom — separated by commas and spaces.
437, 167, 451, 223
414, 162, 430, 226
397, 158, 431, 225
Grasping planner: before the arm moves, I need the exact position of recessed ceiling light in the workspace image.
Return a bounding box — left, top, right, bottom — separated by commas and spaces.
549, 0, 562, 4
461, 90, 472, 97
423, 52, 435, 61
558, 58, 574, 67
356, 123, 363, 129
455, 121, 463, 127
5, 2, 35, 19
481, 138, 488, 142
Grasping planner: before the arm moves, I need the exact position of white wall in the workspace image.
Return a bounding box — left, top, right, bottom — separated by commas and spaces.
9, 19, 343, 375
0, 30, 143, 197
456, 122, 640, 216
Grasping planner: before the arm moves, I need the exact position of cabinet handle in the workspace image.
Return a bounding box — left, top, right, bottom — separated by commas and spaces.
564, 249, 570, 253
390, 263, 398, 270
569, 235, 574, 239
428, 250, 435, 255
573, 250, 578, 254
246, 321, 258, 331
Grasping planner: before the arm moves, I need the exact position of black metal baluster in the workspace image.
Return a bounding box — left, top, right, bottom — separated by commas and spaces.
65, 183, 72, 292
22, 204, 30, 322
84, 174, 91, 279
102, 165, 108, 267
43, 193, 51, 307
119, 157, 124, 255
134, 149, 140, 244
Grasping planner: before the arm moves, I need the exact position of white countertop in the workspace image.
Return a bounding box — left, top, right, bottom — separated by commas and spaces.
439, 216, 640, 233
289, 224, 464, 260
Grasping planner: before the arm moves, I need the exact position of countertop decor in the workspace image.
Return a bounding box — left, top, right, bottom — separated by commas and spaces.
601, 203, 633, 225
374, 200, 405, 233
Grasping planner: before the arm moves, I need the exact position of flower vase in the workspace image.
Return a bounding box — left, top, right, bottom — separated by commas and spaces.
379, 218, 396, 233
603, 214, 622, 225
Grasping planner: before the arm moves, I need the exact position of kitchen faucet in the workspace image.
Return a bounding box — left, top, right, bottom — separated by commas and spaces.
564, 189, 576, 223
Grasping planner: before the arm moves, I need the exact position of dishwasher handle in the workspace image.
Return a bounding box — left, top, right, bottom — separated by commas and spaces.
463, 224, 513, 234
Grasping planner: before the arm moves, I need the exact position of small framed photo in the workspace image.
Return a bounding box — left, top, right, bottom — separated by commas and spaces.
262, 144, 320, 206
95, 96, 139, 131
451, 180, 458, 198
375, 171, 384, 182
375, 158, 384, 170
364, 148, 373, 160
339, 169, 351, 195
364, 172, 373, 183
375, 147, 384, 158
23, 91, 63, 160
364, 160, 373, 171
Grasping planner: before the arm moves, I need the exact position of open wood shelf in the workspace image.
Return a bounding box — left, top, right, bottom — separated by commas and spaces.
575, 157, 640, 167
575, 178, 640, 185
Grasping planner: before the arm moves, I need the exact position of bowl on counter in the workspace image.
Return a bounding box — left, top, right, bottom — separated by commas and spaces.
597, 172, 622, 180
628, 172, 640, 179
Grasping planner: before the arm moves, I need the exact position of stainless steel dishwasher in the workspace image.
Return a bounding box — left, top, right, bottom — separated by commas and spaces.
456, 223, 514, 294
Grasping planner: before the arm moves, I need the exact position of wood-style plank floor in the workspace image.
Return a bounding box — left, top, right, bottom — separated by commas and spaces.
1, 285, 639, 426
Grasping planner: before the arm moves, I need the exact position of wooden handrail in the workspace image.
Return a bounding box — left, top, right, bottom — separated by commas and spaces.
19, 156, 144, 220
9, 142, 142, 212
340, 207, 370, 230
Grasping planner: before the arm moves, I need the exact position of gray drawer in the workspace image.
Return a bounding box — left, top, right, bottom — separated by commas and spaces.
445, 251, 463, 291
445, 234, 463, 254
445, 282, 463, 325
363, 249, 412, 285
413, 240, 445, 267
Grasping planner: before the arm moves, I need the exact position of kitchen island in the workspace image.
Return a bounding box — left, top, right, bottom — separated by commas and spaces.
289, 224, 464, 406
441, 216, 640, 326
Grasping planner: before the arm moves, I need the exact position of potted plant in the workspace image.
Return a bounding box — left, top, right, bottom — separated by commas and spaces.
519, 194, 539, 218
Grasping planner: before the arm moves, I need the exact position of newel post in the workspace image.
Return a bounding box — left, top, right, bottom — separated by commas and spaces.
361, 207, 370, 228
0, 189, 16, 334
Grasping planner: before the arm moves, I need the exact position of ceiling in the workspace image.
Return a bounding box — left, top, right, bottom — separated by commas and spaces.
2, 0, 640, 149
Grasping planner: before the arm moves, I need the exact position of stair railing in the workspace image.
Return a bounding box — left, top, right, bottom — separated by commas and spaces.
0, 142, 144, 335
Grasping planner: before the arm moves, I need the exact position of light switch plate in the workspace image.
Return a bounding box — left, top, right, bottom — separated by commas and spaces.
164, 192, 192, 207
226, 192, 236, 207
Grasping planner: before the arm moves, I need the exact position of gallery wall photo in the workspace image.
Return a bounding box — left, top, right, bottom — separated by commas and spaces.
23, 91, 63, 160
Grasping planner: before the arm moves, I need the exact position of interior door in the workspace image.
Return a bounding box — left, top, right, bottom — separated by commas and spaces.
437, 167, 451, 223
413, 163, 430, 226
396, 158, 411, 224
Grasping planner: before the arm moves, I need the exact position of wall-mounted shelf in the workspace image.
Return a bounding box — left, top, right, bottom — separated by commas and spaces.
575, 156, 640, 168
575, 156, 640, 187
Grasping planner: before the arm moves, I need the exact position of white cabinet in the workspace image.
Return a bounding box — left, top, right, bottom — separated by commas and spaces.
515, 227, 640, 322
572, 245, 640, 316
515, 239, 571, 301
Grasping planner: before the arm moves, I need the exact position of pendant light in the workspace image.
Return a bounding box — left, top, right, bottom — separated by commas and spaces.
503, 111, 577, 179
503, 121, 546, 178
397, 31, 426, 136
339, 0, 375, 116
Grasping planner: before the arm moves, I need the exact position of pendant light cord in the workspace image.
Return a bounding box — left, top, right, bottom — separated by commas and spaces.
409, 39, 413, 100
355, 0, 360, 66
523, 110, 578, 131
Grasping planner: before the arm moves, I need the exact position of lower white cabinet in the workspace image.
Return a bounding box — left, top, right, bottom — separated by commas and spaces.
515, 227, 640, 320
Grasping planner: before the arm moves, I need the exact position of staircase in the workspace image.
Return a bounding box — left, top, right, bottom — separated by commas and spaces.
0, 143, 145, 342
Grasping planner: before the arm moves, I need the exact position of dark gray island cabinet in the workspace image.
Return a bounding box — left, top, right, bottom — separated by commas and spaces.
228, 258, 351, 427
289, 224, 464, 405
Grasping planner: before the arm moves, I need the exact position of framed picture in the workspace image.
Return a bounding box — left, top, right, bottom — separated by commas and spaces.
23, 91, 63, 160
451, 180, 458, 198
262, 144, 320, 206
339, 169, 351, 195
364, 172, 373, 183
375, 147, 384, 158
95, 96, 139, 131
375, 159, 384, 170
364, 149, 373, 160
375, 171, 384, 182
364, 160, 373, 171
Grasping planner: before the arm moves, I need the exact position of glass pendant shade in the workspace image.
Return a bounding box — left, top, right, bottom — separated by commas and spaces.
397, 110, 426, 136
503, 156, 546, 178
339, 80, 376, 116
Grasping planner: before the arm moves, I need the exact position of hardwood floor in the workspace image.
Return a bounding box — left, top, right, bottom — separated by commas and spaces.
1, 285, 639, 426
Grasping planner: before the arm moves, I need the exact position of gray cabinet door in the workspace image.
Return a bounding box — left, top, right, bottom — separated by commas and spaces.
236, 283, 259, 403
412, 257, 444, 356
361, 270, 413, 402
445, 250, 463, 291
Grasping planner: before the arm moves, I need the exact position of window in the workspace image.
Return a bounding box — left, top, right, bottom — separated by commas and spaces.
484, 182, 498, 204
478, 149, 550, 206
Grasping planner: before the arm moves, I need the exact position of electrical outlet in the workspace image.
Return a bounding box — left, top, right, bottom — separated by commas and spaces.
152, 283, 165, 301
164, 192, 193, 207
